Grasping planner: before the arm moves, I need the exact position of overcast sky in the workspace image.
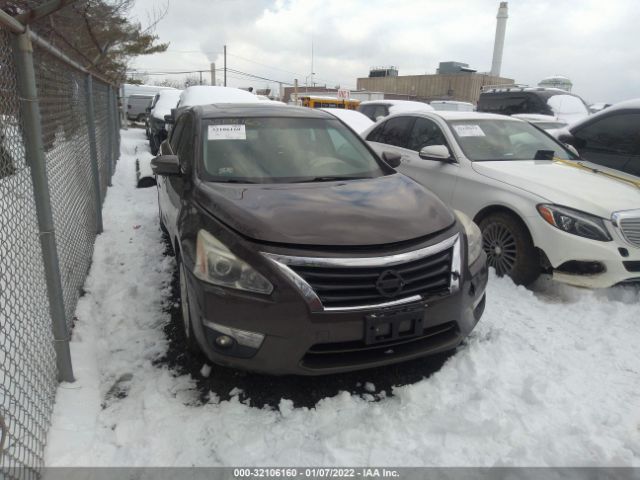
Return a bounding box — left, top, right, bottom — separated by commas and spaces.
129, 0, 640, 104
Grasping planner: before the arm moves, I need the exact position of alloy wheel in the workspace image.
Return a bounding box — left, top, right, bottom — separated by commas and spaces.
482, 222, 518, 276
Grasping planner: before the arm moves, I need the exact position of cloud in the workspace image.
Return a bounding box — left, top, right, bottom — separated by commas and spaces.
130, 0, 640, 103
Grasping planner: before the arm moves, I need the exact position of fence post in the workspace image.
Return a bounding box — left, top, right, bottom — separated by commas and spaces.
106, 87, 113, 186
12, 28, 74, 382
111, 87, 119, 166
84, 74, 103, 233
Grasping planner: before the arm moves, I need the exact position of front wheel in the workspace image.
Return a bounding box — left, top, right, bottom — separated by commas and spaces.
479, 212, 540, 286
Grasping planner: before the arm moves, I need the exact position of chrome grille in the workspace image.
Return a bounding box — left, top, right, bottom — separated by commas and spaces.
620, 217, 640, 248
289, 248, 453, 309
264, 233, 461, 312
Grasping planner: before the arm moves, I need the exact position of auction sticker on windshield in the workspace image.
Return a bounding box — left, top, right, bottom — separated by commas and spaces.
453, 124, 485, 137
208, 124, 246, 140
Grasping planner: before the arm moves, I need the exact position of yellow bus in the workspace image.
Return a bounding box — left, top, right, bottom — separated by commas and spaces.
298, 96, 360, 110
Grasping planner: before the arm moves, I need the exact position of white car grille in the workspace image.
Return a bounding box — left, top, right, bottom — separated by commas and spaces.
620, 217, 640, 248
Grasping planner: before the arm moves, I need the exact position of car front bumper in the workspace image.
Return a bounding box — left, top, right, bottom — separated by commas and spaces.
183, 249, 488, 376
529, 216, 640, 288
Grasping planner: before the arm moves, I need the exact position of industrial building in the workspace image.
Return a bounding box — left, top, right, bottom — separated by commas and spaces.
356, 68, 513, 105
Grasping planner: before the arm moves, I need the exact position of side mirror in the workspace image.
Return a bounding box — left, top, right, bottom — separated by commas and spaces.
164, 114, 175, 125
375, 115, 386, 122
419, 145, 451, 161
381, 151, 402, 168
151, 155, 181, 176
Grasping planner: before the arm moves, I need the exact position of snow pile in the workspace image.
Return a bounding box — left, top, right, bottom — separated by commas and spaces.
45, 128, 640, 467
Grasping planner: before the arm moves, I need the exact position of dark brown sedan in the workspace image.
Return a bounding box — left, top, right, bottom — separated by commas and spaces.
151, 104, 487, 375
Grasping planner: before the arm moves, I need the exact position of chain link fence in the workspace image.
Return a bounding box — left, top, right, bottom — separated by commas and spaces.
0, 22, 120, 480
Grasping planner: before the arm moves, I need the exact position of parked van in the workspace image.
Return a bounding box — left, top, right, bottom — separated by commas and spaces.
127, 95, 154, 122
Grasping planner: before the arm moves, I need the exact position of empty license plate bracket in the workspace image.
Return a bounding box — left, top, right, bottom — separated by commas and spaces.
364, 306, 425, 345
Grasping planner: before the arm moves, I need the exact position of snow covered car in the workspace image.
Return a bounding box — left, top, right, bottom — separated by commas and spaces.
151, 104, 488, 375
148, 89, 182, 155
555, 98, 640, 178
358, 100, 434, 122
320, 108, 374, 134
363, 111, 640, 288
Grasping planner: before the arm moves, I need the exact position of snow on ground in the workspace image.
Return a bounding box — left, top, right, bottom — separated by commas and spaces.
45, 128, 640, 467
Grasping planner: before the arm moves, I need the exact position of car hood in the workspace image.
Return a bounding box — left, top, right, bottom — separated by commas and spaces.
194, 174, 455, 246
472, 160, 640, 218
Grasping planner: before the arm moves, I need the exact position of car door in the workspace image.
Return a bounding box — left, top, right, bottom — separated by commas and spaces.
571, 111, 640, 174
158, 114, 187, 236
366, 115, 459, 204
396, 117, 459, 204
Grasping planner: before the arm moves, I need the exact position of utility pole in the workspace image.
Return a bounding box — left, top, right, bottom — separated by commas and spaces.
199, 70, 203, 85
211, 63, 216, 86
224, 45, 227, 86
294, 78, 298, 105
311, 38, 314, 88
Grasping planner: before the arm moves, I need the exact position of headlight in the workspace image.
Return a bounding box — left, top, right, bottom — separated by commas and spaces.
454, 210, 482, 264
194, 230, 273, 294
537, 205, 611, 241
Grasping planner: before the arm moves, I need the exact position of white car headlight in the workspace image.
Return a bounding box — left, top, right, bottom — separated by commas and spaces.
537, 204, 612, 242
454, 210, 483, 265
194, 230, 273, 295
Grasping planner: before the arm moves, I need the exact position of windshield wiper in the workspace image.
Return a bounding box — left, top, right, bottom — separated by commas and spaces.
297, 176, 371, 183
216, 179, 257, 184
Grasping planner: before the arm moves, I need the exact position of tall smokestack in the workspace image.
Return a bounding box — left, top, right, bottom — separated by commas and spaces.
490, 1, 508, 77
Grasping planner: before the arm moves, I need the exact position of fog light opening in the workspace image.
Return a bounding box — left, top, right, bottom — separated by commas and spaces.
215, 335, 234, 349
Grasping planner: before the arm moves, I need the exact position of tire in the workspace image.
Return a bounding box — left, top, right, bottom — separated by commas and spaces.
479, 212, 540, 286
177, 254, 203, 356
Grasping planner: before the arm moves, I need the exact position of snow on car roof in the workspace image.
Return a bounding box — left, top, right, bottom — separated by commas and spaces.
178, 86, 261, 108
320, 108, 374, 134
360, 99, 435, 112
151, 89, 183, 120
429, 111, 521, 121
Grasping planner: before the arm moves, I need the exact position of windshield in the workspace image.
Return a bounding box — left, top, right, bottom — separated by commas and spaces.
202, 117, 384, 183
447, 119, 574, 161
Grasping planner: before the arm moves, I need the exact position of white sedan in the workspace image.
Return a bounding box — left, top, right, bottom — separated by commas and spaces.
363, 111, 640, 288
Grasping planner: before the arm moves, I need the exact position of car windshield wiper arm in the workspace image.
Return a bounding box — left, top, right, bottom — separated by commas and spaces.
297, 176, 371, 183
216, 179, 257, 184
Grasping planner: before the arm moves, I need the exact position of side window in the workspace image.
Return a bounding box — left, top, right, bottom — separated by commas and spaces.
359, 105, 375, 121
375, 116, 415, 148
407, 118, 449, 151
366, 123, 386, 143
574, 113, 640, 155
169, 115, 186, 152
372, 105, 388, 120
176, 115, 195, 167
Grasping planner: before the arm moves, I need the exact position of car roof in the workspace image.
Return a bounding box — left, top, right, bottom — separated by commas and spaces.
360, 99, 428, 107
192, 103, 333, 120
570, 97, 640, 130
